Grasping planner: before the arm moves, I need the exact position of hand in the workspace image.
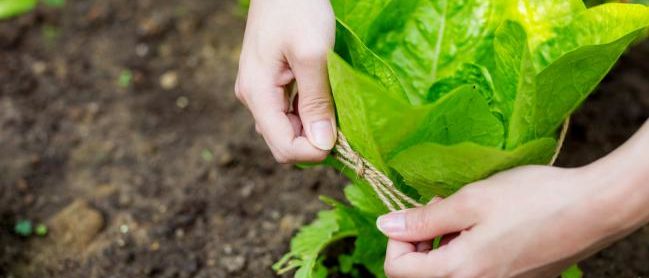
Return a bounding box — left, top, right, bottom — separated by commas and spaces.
378, 165, 643, 278
235, 0, 337, 163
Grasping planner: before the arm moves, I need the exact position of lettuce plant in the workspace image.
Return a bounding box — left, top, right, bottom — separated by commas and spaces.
275, 0, 649, 277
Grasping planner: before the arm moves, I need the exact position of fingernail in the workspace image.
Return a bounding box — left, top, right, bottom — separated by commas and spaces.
310, 120, 335, 150
377, 212, 406, 234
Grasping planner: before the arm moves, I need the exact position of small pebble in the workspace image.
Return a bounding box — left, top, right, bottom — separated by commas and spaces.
160, 71, 178, 90
175, 228, 185, 238
223, 244, 233, 255
176, 96, 189, 109
31, 61, 47, 75
135, 43, 150, 57
240, 182, 254, 198
221, 255, 246, 273
207, 258, 216, 266
261, 221, 275, 231
279, 214, 303, 236
149, 241, 160, 251
218, 151, 234, 167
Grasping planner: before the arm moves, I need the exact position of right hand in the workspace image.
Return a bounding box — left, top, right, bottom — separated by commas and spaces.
235, 0, 337, 164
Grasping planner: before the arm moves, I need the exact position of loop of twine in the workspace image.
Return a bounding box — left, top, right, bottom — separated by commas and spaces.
333, 119, 570, 212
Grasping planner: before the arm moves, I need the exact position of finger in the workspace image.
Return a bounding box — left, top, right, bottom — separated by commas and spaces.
377, 195, 478, 242
248, 85, 328, 163
289, 51, 337, 151
384, 239, 456, 278
385, 238, 416, 261
287, 113, 303, 136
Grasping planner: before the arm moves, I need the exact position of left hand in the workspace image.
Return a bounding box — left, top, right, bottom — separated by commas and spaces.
378, 165, 632, 278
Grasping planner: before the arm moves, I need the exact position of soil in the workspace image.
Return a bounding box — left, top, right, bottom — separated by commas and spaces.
0, 0, 647, 277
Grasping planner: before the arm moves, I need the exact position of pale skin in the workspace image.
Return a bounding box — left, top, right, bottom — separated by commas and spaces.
236, 1, 649, 277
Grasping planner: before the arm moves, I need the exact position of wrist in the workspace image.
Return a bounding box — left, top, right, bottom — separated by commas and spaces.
579, 138, 649, 239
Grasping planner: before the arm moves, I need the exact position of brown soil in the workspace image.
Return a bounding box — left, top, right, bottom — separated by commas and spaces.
0, 0, 647, 277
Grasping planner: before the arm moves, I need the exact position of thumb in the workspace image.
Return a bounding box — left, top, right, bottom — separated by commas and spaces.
290, 54, 337, 151
376, 196, 478, 242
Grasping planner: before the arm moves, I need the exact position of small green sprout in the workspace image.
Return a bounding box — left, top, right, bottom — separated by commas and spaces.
118, 70, 133, 88
14, 220, 33, 237
35, 224, 48, 237
201, 149, 214, 162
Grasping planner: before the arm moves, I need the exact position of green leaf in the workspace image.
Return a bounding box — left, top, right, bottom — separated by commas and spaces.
332, 203, 388, 278
505, 0, 586, 52
507, 30, 644, 147
344, 182, 389, 216
329, 53, 504, 171
490, 20, 536, 146
389, 138, 557, 199
561, 264, 583, 278
365, 0, 507, 99
0, 0, 37, 20
396, 85, 504, 154
329, 51, 416, 173
43, 0, 65, 8
534, 3, 649, 68
273, 209, 357, 277
427, 63, 496, 104
331, 0, 394, 40
336, 20, 411, 102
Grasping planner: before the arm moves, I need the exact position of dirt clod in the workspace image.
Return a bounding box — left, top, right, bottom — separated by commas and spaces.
47, 200, 104, 252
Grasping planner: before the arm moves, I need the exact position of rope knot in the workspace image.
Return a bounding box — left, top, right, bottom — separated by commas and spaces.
334, 131, 423, 211
350, 152, 365, 177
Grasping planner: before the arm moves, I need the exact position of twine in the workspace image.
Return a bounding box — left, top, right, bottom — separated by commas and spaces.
334, 131, 424, 211
333, 119, 570, 212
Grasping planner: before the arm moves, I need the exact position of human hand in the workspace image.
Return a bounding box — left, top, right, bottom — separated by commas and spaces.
235, 0, 336, 163
378, 165, 644, 278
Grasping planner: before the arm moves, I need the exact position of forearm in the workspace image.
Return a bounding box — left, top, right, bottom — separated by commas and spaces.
585, 120, 649, 234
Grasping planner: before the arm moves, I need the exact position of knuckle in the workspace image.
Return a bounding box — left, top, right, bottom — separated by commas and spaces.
293, 44, 328, 64
405, 209, 434, 233
454, 188, 482, 214
299, 94, 332, 114
234, 82, 250, 103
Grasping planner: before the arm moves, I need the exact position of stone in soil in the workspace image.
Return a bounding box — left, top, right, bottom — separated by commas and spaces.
160, 71, 179, 90
221, 255, 246, 273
